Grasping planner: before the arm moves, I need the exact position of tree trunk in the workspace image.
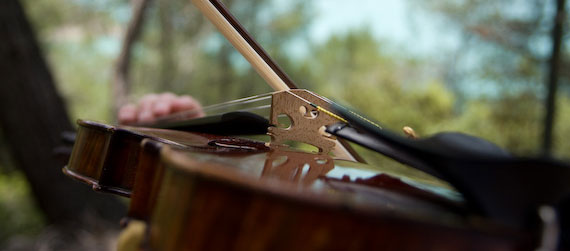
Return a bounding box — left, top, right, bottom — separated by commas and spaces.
0, 0, 125, 225
158, 0, 176, 91
542, 0, 566, 155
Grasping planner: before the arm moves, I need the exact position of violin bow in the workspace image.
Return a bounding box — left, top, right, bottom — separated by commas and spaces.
191, 0, 295, 91
190, 0, 365, 162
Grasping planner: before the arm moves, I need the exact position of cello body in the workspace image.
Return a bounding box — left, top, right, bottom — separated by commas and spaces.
64, 119, 531, 250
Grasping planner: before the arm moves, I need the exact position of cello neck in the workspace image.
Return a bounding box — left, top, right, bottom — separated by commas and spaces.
191, 0, 297, 91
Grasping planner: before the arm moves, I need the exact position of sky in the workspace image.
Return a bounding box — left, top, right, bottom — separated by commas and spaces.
307, 0, 460, 57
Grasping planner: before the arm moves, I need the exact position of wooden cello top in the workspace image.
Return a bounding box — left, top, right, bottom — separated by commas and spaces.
165, 145, 462, 215
150, 143, 528, 250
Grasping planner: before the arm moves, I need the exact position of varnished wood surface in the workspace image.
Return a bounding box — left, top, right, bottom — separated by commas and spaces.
148, 146, 530, 250
65, 120, 116, 193
66, 119, 465, 218
64, 119, 265, 197
127, 139, 165, 221
64, 119, 270, 204
64, 120, 532, 250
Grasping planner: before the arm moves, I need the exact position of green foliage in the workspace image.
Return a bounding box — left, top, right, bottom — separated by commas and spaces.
0, 171, 45, 243
15, 0, 569, 159
554, 95, 570, 157
441, 94, 542, 155
301, 29, 455, 134
295, 26, 569, 160
415, 0, 570, 94
409, 0, 569, 158
20, 0, 122, 123
17, 0, 568, 157
48, 41, 114, 122
129, 0, 313, 107
3, 0, 570, 243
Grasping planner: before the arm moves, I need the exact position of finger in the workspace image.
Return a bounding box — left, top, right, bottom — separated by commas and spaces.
172, 95, 204, 118
137, 94, 160, 123
118, 104, 137, 125
152, 93, 176, 117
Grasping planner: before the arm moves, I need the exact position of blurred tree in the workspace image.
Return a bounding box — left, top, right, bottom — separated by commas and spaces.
129, 0, 312, 105
543, 0, 566, 154
294, 28, 458, 164
0, 0, 124, 227
302, 29, 452, 133
21, 0, 122, 122
416, 0, 568, 92
113, 0, 152, 117
158, 0, 176, 90
415, 0, 569, 156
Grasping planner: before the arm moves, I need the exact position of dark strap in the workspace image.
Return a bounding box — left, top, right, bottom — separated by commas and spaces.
327, 103, 570, 233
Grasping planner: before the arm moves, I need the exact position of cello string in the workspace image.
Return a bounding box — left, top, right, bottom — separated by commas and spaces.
309, 103, 347, 123
234, 104, 271, 113
152, 92, 274, 122
201, 92, 273, 111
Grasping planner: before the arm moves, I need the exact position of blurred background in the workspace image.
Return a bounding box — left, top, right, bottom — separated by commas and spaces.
0, 0, 568, 249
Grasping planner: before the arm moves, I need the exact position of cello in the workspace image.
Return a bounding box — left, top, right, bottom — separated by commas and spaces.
65, 118, 530, 250
63, 0, 570, 250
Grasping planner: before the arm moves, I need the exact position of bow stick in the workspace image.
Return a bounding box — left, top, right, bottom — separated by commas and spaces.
191, 0, 294, 91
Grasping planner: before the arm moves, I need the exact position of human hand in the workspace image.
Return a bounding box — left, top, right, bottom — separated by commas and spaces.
118, 93, 205, 125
